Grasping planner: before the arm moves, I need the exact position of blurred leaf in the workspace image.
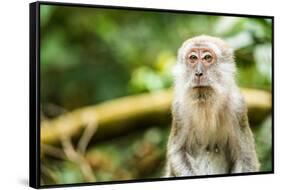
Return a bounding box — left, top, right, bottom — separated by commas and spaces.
58, 162, 84, 184
129, 66, 165, 92
254, 44, 272, 83
40, 5, 54, 27
253, 115, 272, 171
226, 31, 254, 50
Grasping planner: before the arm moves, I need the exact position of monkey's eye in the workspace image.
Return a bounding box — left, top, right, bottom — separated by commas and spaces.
189, 55, 198, 61
204, 54, 213, 62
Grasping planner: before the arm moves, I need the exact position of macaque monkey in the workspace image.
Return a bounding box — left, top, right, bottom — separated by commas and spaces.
165, 35, 259, 177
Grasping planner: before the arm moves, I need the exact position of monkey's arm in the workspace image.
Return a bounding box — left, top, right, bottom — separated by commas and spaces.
165, 120, 198, 177
231, 112, 260, 173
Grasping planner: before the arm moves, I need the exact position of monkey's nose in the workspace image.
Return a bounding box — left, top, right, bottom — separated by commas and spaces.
195, 72, 203, 77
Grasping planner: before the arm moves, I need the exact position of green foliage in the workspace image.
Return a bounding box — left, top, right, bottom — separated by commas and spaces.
253, 115, 272, 171
40, 5, 272, 112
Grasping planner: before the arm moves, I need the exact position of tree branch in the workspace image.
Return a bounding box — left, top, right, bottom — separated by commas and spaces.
41, 88, 271, 146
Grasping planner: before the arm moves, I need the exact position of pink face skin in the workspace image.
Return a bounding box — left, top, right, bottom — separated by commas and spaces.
185, 47, 217, 87
186, 47, 217, 66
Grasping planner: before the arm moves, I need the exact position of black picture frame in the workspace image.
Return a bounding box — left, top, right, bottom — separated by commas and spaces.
29, 1, 274, 188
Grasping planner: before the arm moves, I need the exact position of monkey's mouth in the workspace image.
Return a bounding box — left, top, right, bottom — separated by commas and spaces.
190, 86, 214, 100
193, 85, 209, 88
192, 84, 210, 89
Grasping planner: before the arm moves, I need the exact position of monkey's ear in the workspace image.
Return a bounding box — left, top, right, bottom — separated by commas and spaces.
172, 63, 183, 77
177, 45, 183, 59
219, 41, 235, 62
176, 44, 187, 64
222, 49, 235, 64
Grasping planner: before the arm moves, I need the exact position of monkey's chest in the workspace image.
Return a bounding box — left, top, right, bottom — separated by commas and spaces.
193, 147, 230, 175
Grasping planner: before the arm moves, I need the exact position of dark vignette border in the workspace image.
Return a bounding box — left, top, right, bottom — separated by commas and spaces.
29, 1, 274, 189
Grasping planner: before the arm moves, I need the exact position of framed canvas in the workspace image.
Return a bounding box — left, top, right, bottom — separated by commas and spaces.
29, 1, 274, 188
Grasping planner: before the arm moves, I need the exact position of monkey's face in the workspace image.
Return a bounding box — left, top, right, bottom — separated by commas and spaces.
185, 47, 217, 88
174, 35, 236, 95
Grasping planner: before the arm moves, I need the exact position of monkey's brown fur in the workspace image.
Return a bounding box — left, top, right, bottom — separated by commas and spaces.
165, 35, 259, 177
